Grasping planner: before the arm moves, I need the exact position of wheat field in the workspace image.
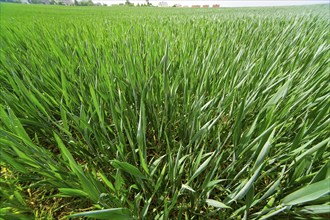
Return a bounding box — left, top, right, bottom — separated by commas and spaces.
0, 3, 329, 219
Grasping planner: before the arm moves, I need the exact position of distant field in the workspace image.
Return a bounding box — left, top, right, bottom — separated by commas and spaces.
0, 3, 329, 219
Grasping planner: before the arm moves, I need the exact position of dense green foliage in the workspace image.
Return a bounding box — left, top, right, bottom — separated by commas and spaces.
1, 3, 329, 219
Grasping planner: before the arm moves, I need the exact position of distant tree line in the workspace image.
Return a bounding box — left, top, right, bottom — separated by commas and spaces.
123, 0, 152, 6
74, 0, 93, 6
0, 0, 153, 6
0, 0, 95, 6
0, 0, 22, 3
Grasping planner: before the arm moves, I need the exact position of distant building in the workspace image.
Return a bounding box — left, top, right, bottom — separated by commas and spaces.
202, 5, 209, 8
174, 4, 182, 7
212, 4, 220, 8
158, 1, 168, 7
191, 5, 200, 8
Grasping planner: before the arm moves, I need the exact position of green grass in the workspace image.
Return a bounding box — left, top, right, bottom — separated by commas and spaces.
1, 3, 329, 219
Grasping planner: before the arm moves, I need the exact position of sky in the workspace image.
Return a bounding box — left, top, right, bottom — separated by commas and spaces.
93, 0, 330, 7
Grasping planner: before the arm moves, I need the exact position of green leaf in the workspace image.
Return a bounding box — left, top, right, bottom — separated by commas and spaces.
54, 133, 82, 174
282, 178, 330, 205
206, 179, 226, 188
137, 96, 149, 175
111, 160, 147, 179
294, 138, 330, 164
0, 150, 28, 173
189, 152, 214, 182
259, 206, 288, 220
98, 172, 115, 192
58, 188, 88, 197
181, 184, 195, 193
89, 85, 103, 126
299, 205, 330, 214
265, 78, 291, 108
68, 208, 132, 219
253, 128, 275, 171
229, 163, 264, 203
311, 161, 330, 183
206, 199, 231, 209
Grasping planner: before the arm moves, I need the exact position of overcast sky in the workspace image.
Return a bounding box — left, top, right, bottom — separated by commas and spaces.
93, 0, 330, 7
